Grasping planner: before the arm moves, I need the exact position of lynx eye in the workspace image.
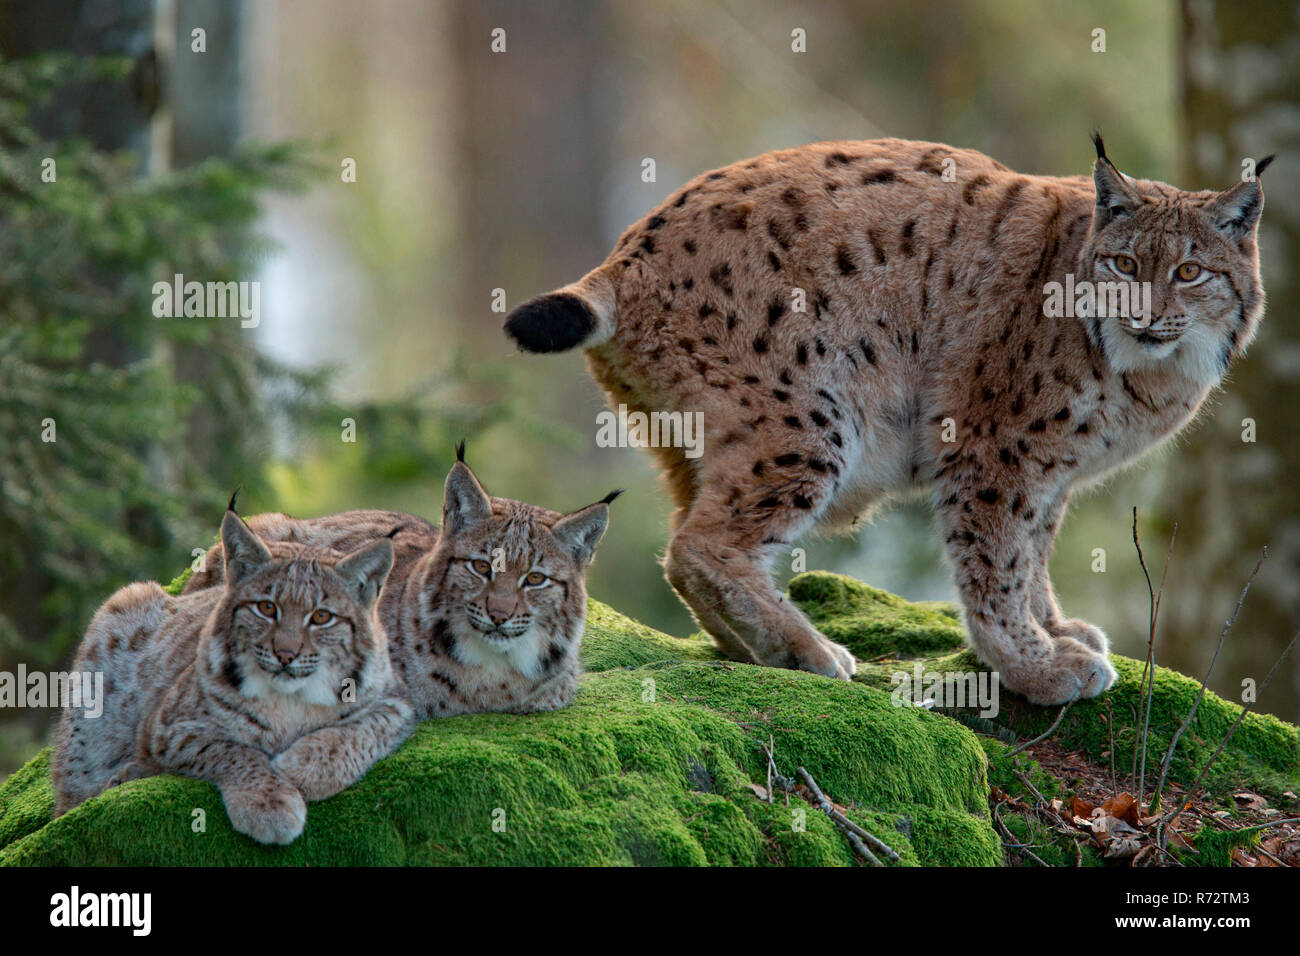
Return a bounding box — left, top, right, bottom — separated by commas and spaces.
1112, 254, 1138, 276
1175, 262, 1202, 282
524, 571, 547, 587
255, 600, 278, 619
309, 608, 334, 626
470, 559, 492, 576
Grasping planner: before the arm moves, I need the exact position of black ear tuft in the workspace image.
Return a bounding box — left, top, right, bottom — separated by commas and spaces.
1091, 130, 1107, 162
455, 439, 466, 463
387, 523, 411, 539
1255, 154, 1276, 178
227, 487, 242, 514
599, 489, 625, 506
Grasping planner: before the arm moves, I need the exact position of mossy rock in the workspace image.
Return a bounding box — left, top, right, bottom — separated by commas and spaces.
774, 567, 1299, 803
5, 569, 1292, 866
788, 572, 967, 659
0, 598, 999, 867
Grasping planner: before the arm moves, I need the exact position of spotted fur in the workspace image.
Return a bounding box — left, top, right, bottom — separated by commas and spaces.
184, 455, 616, 716
503, 136, 1269, 704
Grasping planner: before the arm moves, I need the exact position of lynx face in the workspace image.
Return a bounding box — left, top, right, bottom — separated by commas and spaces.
1080, 150, 1266, 385
433, 462, 613, 680
213, 510, 394, 709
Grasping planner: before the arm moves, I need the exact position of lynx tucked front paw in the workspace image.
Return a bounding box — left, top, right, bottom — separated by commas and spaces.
223, 784, 307, 845
272, 740, 342, 802
1005, 638, 1117, 706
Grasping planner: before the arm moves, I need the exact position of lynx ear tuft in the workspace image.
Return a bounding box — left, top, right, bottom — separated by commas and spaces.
1091, 129, 1107, 162
227, 487, 242, 514
1254, 154, 1275, 178
455, 439, 466, 463
599, 489, 625, 506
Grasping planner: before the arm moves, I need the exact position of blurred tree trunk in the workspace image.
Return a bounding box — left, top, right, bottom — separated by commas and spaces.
1167, 0, 1300, 720
447, 0, 612, 348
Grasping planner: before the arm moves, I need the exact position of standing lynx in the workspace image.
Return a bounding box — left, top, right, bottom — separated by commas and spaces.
504, 135, 1271, 704
53, 507, 412, 844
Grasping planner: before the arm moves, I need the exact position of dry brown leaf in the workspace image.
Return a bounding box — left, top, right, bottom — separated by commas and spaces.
747, 782, 770, 801
1071, 795, 1096, 819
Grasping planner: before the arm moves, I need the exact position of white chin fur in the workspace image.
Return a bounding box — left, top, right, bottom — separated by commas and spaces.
452, 623, 545, 680
241, 666, 341, 708
1100, 320, 1226, 388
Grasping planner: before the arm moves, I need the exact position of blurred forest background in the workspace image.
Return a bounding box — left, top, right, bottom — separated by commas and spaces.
2, 0, 1298, 779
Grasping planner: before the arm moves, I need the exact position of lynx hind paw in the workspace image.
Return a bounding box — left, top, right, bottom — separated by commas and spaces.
1049, 618, 1109, 654
1007, 638, 1117, 706
223, 785, 307, 845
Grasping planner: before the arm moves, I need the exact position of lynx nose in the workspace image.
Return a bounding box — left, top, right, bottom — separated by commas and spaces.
486, 607, 509, 626
273, 646, 298, 665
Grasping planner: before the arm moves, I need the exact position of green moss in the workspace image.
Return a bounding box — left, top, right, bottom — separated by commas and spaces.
163, 565, 194, 596
0, 600, 999, 867
852, 649, 1299, 800
16, 570, 1283, 866
789, 572, 967, 658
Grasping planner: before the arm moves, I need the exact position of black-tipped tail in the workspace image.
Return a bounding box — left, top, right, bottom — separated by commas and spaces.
504, 292, 599, 353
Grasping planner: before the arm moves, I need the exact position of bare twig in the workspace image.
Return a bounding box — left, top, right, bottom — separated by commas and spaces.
1158, 631, 1300, 846
1151, 549, 1267, 811
1004, 678, 1091, 757
796, 766, 900, 865
1106, 696, 1118, 796
1130, 508, 1176, 810
992, 801, 1051, 866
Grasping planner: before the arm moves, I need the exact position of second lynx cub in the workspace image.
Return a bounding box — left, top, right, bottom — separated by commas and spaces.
53, 506, 412, 844
185, 448, 618, 715
505, 135, 1270, 704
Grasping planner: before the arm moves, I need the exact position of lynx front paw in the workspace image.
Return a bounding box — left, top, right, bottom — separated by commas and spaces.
272, 738, 353, 802
756, 634, 856, 680
222, 784, 308, 845
1004, 638, 1117, 706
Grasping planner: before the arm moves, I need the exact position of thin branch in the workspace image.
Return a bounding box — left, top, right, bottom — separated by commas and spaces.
797, 766, 900, 865
1131, 508, 1177, 811
1004, 678, 1091, 757
1158, 631, 1300, 845
1151, 548, 1266, 810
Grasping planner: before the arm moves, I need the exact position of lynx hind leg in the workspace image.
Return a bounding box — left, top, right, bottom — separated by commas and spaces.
937, 494, 1115, 705
665, 493, 855, 680
53, 581, 170, 815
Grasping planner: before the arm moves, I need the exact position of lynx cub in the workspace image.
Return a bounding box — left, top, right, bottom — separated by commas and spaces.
504, 135, 1270, 705
53, 505, 412, 844
185, 447, 618, 716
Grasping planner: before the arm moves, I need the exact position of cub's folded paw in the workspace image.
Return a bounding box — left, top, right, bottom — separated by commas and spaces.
272, 740, 344, 802
223, 784, 307, 845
